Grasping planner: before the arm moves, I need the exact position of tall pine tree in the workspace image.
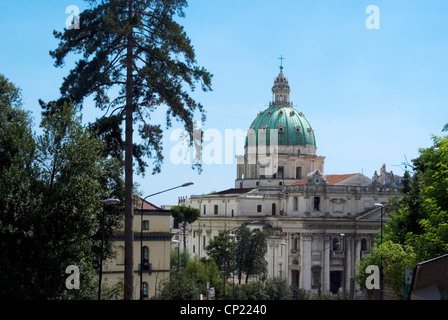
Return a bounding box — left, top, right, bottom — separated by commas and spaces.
50, 0, 212, 299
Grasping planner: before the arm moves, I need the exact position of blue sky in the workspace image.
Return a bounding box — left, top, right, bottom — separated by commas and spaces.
1, 1, 447, 206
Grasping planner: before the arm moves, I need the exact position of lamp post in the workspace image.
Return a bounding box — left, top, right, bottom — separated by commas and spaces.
98, 198, 121, 301
229, 233, 236, 300
139, 182, 193, 300
340, 233, 346, 299
172, 239, 180, 271
374, 203, 384, 300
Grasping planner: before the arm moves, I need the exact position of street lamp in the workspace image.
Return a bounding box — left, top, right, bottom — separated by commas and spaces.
98, 198, 120, 301
139, 182, 193, 300
374, 203, 384, 300
229, 234, 236, 300
340, 233, 346, 299
172, 239, 180, 271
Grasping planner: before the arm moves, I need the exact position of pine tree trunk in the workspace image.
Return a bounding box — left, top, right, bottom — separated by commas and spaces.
183, 221, 187, 252
124, 0, 134, 300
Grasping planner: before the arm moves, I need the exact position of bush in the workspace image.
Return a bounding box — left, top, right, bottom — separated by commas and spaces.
153, 270, 200, 300
234, 277, 292, 300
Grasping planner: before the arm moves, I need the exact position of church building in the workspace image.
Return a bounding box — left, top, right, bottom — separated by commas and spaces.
183, 64, 401, 297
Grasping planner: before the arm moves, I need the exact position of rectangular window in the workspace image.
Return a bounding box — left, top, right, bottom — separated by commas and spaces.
296, 167, 302, 179
313, 197, 320, 211
203, 205, 206, 215
293, 236, 299, 250
257, 205, 262, 213
293, 197, 299, 211
142, 220, 149, 230
214, 205, 218, 215
312, 269, 321, 288
278, 166, 284, 179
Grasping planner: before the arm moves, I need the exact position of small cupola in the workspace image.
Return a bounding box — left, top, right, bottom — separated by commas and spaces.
272, 64, 291, 106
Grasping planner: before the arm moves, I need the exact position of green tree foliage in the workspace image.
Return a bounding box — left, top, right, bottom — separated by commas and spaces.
406, 135, 448, 261
234, 278, 292, 300
0, 75, 38, 299
50, 1, 212, 298
357, 241, 415, 299
171, 205, 199, 249
154, 270, 200, 300
384, 133, 448, 262
204, 225, 268, 294
234, 225, 267, 283
234, 224, 251, 284
185, 257, 223, 298
0, 75, 123, 299
360, 127, 448, 298
170, 247, 190, 270
34, 100, 123, 299
204, 231, 234, 281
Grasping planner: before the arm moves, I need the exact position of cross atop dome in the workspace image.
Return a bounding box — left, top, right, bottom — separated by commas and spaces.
278, 54, 285, 72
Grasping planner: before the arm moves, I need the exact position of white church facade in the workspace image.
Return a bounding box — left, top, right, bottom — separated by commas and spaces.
181, 65, 401, 296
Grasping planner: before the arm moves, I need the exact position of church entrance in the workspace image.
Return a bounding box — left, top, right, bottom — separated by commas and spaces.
330, 271, 342, 294
291, 270, 299, 287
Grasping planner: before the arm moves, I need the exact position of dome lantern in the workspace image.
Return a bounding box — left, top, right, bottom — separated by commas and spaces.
272, 65, 291, 106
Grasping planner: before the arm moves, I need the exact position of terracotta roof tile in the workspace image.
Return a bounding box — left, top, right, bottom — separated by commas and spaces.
292, 174, 357, 185
326, 174, 357, 185
134, 197, 162, 210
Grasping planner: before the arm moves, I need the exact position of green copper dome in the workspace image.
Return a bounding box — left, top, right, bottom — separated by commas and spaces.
245, 105, 316, 147
245, 68, 316, 147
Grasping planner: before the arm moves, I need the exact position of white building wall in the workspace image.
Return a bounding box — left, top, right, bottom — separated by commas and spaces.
184, 180, 400, 296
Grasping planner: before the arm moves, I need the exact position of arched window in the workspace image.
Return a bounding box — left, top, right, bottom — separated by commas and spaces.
142, 246, 149, 270
142, 282, 148, 298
